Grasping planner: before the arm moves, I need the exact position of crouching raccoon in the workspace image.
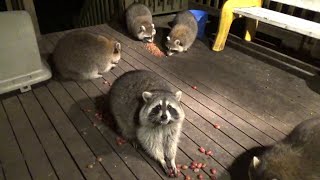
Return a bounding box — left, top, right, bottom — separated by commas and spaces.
52, 30, 121, 80
108, 70, 185, 176
249, 117, 320, 180
165, 10, 198, 56
126, 3, 156, 42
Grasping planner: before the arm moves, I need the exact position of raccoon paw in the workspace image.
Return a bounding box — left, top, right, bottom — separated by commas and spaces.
131, 141, 139, 149
170, 162, 178, 176
167, 51, 174, 56
163, 165, 171, 176
160, 160, 171, 175
92, 74, 103, 79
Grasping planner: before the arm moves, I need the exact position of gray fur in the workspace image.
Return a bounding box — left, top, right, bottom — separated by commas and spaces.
108, 70, 185, 176
249, 117, 320, 180
126, 3, 156, 42
165, 10, 198, 56
52, 30, 121, 80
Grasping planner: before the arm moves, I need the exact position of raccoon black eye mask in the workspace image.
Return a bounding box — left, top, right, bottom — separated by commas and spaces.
147, 99, 180, 125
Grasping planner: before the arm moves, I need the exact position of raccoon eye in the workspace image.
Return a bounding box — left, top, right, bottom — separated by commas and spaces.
167, 105, 172, 110
156, 105, 161, 110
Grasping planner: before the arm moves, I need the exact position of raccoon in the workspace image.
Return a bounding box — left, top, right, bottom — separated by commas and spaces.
108, 70, 185, 176
126, 3, 156, 42
165, 10, 198, 56
249, 117, 320, 180
52, 30, 121, 80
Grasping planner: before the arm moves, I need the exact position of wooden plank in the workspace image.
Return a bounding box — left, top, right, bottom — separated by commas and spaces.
46, 81, 116, 179
188, 1, 220, 16
33, 86, 111, 179
270, 0, 320, 13
2, 96, 58, 180
5, 0, 13, 10
102, 0, 110, 21
21, 0, 41, 37
154, 0, 162, 13
178, 133, 230, 179
0, 166, 4, 180
18, 91, 85, 180
287, 5, 295, 15
275, 2, 283, 12
234, 7, 320, 39
182, 120, 235, 168
0, 102, 31, 180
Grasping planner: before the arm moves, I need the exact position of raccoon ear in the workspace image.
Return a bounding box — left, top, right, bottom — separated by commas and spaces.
252, 156, 261, 169
142, 91, 153, 102
175, 91, 182, 101
140, 26, 146, 32
174, 39, 180, 45
151, 23, 155, 28
166, 36, 170, 41
115, 42, 121, 50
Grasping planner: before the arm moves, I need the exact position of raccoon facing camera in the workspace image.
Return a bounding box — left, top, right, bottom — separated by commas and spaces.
126, 3, 156, 43
52, 30, 121, 80
108, 70, 185, 176
249, 117, 320, 180
165, 10, 198, 56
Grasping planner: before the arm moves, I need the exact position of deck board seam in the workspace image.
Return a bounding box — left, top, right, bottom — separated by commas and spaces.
16, 95, 60, 179
30, 90, 87, 179
0, 101, 34, 179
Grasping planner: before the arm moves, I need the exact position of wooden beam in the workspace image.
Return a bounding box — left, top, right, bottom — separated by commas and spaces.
22, 0, 41, 37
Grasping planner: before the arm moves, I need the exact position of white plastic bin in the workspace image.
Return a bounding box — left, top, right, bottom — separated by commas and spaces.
0, 11, 51, 94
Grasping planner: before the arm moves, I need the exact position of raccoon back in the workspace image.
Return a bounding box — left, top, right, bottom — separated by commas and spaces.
261, 118, 320, 179
170, 11, 198, 47
284, 117, 320, 162
172, 10, 198, 30
53, 31, 115, 75
126, 3, 152, 34
109, 70, 173, 125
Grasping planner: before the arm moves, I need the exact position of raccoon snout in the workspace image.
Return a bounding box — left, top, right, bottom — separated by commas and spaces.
161, 114, 167, 120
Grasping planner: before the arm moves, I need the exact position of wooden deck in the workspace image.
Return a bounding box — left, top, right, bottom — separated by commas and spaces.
1, 23, 320, 180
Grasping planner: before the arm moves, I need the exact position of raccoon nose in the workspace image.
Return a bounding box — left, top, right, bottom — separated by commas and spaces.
161, 114, 167, 120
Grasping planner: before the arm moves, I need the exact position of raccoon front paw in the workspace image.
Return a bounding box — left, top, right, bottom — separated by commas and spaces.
160, 160, 170, 175
170, 161, 178, 176
132, 141, 139, 149
93, 74, 103, 79
167, 51, 174, 56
